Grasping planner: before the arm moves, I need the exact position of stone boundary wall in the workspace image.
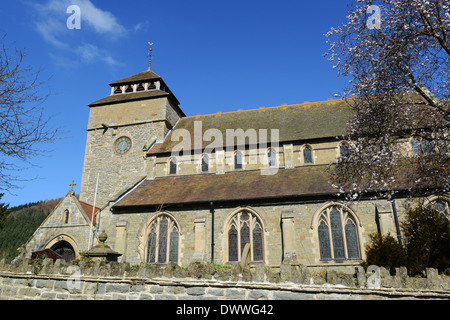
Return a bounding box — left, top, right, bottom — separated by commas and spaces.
0, 258, 449, 300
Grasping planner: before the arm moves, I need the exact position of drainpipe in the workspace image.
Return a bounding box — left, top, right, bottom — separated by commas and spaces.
391, 199, 403, 246
210, 201, 215, 263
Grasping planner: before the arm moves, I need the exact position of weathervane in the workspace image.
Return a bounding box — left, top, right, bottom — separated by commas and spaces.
148, 42, 153, 70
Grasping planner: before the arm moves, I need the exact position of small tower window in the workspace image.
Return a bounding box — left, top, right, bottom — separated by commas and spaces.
114, 86, 122, 94
125, 85, 133, 93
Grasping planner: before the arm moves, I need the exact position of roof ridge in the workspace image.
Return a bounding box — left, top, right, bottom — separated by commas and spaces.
182, 97, 347, 119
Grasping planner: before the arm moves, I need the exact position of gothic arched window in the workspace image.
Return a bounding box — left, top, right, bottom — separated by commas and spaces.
168, 158, 177, 175
267, 148, 277, 168
226, 210, 264, 263
411, 137, 433, 156
339, 143, 349, 160
317, 205, 361, 261
426, 197, 450, 220
201, 154, 209, 172
64, 209, 69, 224
146, 215, 179, 265
303, 146, 313, 164
234, 151, 243, 170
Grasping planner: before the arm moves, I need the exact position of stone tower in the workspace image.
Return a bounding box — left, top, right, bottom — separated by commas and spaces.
79, 70, 184, 207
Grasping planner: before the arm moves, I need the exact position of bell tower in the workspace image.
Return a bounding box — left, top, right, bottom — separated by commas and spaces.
79, 70, 185, 207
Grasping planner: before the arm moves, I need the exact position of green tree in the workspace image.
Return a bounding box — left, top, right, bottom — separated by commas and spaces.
362, 232, 407, 274
0, 193, 11, 229
401, 204, 450, 276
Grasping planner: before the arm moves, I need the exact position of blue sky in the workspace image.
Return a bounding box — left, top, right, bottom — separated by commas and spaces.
1, 0, 351, 207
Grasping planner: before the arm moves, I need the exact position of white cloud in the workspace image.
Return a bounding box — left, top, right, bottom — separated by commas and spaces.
75, 0, 126, 35
133, 21, 150, 32
75, 43, 121, 66
34, 0, 126, 37
31, 0, 126, 66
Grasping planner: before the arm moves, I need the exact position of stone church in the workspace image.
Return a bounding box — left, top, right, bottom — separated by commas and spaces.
24, 69, 449, 269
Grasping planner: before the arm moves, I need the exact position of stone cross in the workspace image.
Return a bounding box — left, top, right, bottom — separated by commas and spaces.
69, 180, 76, 191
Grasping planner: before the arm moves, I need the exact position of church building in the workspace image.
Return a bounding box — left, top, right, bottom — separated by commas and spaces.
23, 69, 450, 269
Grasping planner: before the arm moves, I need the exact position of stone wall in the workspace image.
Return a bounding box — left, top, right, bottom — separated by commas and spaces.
1, 258, 449, 300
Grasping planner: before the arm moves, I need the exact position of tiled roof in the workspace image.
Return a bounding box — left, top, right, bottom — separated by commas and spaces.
113, 165, 334, 208
148, 99, 354, 154
78, 200, 100, 226
112, 159, 436, 209
89, 89, 173, 107
109, 70, 161, 86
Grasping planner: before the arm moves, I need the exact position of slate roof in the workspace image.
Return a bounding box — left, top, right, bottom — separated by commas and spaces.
148, 99, 354, 155
112, 158, 436, 209
113, 165, 334, 208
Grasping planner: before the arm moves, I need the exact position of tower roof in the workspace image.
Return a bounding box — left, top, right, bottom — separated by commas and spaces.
89, 70, 182, 110
109, 70, 161, 86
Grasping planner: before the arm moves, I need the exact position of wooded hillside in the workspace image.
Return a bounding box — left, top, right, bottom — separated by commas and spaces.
0, 198, 60, 260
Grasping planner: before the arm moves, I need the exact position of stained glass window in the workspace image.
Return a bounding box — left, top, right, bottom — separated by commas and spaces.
227, 210, 264, 262
240, 223, 250, 255
157, 217, 168, 263
345, 220, 360, 259
147, 228, 157, 264
317, 205, 361, 262
228, 225, 238, 262
428, 198, 450, 221
303, 147, 313, 164
252, 223, 264, 261
146, 215, 179, 265
169, 228, 179, 263
318, 221, 331, 260
330, 207, 345, 259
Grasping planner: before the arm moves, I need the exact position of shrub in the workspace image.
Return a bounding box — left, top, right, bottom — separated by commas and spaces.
361, 233, 407, 274
401, 204, 450, 276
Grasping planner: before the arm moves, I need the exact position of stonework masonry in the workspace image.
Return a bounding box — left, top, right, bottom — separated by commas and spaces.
0, 258, 449, 300
22, 70, 450, 288
80, 97, 183, 207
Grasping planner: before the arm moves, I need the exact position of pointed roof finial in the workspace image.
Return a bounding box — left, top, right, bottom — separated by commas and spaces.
148, 42, 153, 71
